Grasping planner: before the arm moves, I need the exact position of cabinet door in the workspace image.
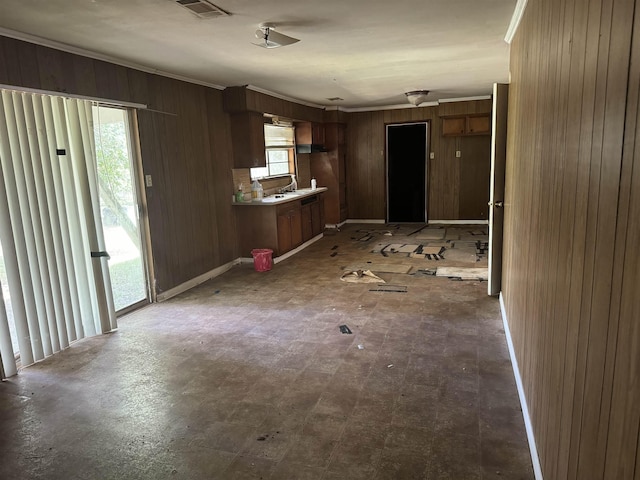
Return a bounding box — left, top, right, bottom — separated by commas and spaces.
290, 208, 303, 248
467, 115, 491, 135
277, 213, 292, 254
442, 117, 466, 136
295, 122, 325, 147
310, 201, 322, 236
230, 112, 266, 168
312, 123, 325, 146
301, 204, 313, 242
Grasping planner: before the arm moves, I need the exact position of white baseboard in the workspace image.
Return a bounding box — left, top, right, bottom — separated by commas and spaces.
331, 219, 488, 226
237, 234, 325, 267
161, 235, 325, 301
429, 219, 489, 225
500, 293, 544, 480
274, 234, 323, 263
156, 258, 240, 302
345, 219, 386, 224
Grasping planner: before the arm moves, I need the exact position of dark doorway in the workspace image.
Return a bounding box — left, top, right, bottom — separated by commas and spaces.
386, 123, 428, 222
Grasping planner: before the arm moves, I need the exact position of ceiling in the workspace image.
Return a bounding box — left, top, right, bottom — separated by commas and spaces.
0, 0, 517, 109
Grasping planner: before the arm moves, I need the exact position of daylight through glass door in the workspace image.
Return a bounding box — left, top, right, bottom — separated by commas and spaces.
93, 106, 148, 311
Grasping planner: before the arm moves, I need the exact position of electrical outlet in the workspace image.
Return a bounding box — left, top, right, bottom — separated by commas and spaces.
145, 175, 153, 187
455, 150, 461, 158
429, 152, 435, 159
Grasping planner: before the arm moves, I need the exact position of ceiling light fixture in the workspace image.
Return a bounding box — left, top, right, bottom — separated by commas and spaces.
254, 24, 300, 49
405, 90, 430, 106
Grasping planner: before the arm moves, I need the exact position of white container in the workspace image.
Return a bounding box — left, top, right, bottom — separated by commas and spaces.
311, 178, 317, 190
251, 180, 264, 200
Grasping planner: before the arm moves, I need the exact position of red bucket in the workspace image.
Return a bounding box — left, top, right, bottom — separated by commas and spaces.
251, 249, 273, 272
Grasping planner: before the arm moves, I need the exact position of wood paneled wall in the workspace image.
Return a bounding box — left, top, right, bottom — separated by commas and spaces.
503, 0, 640, 478
346, 100, 491, 220
0, 35, 237, 294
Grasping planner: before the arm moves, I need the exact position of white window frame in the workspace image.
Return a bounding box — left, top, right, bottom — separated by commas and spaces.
250, 124, 296, 180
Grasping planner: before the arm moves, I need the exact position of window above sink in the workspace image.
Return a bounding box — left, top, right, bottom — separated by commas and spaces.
250, 124, 296, 180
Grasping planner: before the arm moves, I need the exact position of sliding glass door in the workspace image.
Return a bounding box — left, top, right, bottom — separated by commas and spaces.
93, 106, 148, 312
0, 92, 150, 376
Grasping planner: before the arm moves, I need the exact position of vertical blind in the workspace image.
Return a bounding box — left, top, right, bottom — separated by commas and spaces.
0, 90, 117, 377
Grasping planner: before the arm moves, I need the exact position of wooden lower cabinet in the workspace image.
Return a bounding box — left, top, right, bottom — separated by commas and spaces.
301, 196, 325, 242
301, 204, 312, 242
277, 204, 303, 253
236, 193, 324, 257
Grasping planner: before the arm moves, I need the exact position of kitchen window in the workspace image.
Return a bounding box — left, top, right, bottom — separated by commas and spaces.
250, 124, 296, 180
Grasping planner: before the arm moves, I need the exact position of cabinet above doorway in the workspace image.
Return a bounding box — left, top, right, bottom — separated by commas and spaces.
442, 114, 491, 136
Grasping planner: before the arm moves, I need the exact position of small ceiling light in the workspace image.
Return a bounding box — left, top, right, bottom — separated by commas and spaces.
405, 90, 430, 106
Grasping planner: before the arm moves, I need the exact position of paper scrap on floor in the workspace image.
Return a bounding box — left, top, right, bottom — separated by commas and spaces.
343, 264, 412, 274
341, 269, 386, 284
436, 267, 488, 280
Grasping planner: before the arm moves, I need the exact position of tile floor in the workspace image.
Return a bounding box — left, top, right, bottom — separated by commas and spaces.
0, 224, 534, 479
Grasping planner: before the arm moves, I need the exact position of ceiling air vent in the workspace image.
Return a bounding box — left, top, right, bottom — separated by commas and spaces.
175, 0, 230, 19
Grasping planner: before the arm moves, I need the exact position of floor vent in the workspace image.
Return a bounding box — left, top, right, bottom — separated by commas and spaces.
175, 0, 230, 19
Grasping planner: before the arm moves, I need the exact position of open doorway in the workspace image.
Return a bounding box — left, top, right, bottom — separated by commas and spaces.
386, 123, 428, 222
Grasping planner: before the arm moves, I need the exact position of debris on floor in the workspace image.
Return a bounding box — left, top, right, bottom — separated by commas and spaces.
397, 244, 421, 253
340, 269, 386, 283
436, 266, 489, 281
369, 285, 408, 293
410, 269, 437, 277
339, 324, 353, 334
343, 264, 412, 274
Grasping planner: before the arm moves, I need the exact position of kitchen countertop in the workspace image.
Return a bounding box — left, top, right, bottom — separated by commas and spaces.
232, 187, 327, 206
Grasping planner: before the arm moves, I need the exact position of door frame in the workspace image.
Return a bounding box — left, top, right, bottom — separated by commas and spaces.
488, 83, 509, 296
385, 121, 430, 223
117, 108, 155, 309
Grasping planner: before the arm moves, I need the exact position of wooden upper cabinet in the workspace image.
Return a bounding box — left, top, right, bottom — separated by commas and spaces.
295, 122, 325, 152
467, 115, 491, 134
230, 112, 266, 168
442, 117, 466, 136
442, 114, 491, 136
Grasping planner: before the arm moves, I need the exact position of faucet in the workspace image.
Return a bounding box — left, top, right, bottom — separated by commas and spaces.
279, 174, 297, 193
